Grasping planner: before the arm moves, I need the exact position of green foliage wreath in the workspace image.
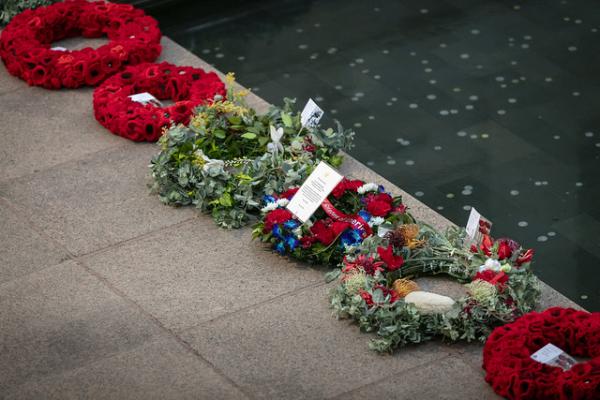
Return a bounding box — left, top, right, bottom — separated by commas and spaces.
329, 224, 540, 353
150, 81, 354, 228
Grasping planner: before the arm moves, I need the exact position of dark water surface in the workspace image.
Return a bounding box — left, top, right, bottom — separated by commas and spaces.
149, 0, 600, 310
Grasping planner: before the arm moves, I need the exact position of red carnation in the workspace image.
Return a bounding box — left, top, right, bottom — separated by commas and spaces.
359, 289, 374, 306
263, 208, 293, 232
279, 187, 299, 200
310, 220, 336, 245
377, 245, 404, 271
331, 178, 364, 198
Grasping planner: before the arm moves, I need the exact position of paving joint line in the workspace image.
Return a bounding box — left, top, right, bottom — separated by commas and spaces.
73, 214, 199, 259
178, 279, 328, 334
326, 353, 455, 399
73, 257, 256, 400
0, 142, 130, 186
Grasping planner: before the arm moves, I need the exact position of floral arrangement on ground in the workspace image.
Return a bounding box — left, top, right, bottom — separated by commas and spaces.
253, 178, 413, 266
0, 0, 161, 89
93, 61, 225, 142
329, 225, 541, 352
150, 74, 354, 228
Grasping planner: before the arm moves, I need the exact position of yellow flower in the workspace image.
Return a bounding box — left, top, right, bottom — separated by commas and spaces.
399, 224, 425, 249
225, 72, 236, 86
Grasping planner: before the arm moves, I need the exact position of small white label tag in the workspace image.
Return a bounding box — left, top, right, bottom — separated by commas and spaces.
300, 98, 324, 127
466, 208, 482, 239
51, 46, 67, 52
531, 343, 577, 371
128, 92, 163, 107
286, 161, 343, 223
465, 207, 492, 243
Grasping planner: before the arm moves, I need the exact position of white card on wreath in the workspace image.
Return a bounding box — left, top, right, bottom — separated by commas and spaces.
51, 46, 68, 51
129, 92, 163, 107
465, 207, 492, 243
465, 208, 482, 239
300, 98, 324, 127
286, 161, 343, 223
530, 343, 576, 371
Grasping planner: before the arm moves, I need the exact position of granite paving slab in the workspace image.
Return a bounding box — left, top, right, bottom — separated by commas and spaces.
0, 144, 196, 256
0, 197, 69, 284
0, 86, 124, 183
333, 356, 498, 400
180, 283, 454, 400
81, 217, 325, 332
0, 260, 162, 393
5, 337, 248, 400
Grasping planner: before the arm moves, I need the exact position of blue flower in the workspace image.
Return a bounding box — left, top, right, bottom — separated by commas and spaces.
378, 185, 386, 193
263, 195, 276, 204
340, 229, 362, 247
275, 241, 286, 254
285, 235, 299, 251
272, 224, 284, 239
284, 219, 300, 230
358, 209, 371, 222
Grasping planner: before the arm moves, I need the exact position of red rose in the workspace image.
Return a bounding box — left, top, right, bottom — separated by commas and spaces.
367, 200, 392, 217
263, 208, 293, 232
377, 244, 404, 271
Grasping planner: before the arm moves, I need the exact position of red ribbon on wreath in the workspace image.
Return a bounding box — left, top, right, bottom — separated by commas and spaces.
321, 198, 373, 237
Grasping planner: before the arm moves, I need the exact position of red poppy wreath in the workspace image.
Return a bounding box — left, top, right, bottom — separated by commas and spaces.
0, 0, 161, 89
93, 62, 226, 142
483, 307, 600, 400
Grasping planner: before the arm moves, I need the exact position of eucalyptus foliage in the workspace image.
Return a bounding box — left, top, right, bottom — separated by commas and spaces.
150, 92, 354, 228
330, 225, 541, 353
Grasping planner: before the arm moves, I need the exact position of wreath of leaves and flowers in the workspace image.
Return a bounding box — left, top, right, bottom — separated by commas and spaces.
0, 0, 161, 89
252, 179, 412, 266
93, 62, 226, 142
150, 74, 354, 228
328, 223, 541, 353
483, 307, 599, 400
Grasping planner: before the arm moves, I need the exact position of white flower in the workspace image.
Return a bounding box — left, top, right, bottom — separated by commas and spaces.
357, 183, 379, 194
194, 149, 224, 172
267, 125, 284, 156
478, 258, 502, 272
261, 202, 278, 213
368, 216, 385, 227
293, 226, 303, 239
276, 198, 289, 207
